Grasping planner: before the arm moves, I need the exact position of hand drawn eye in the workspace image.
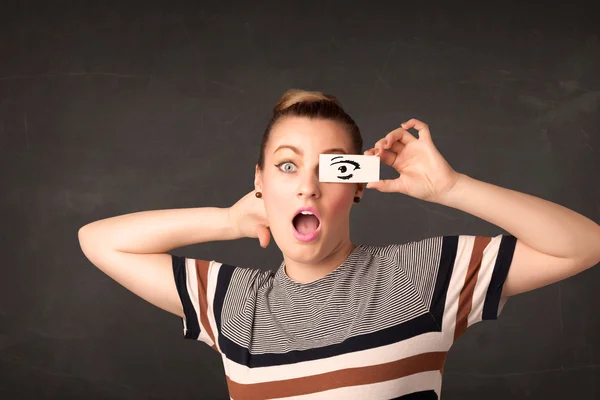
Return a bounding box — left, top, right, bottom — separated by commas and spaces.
329, 156, 360, 180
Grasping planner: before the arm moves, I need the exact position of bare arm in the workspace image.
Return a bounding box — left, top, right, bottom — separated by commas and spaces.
78, 207, 240, 317
79, 207, 239, 252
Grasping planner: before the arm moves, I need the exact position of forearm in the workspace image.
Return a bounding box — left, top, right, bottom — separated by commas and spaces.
78, 207, 241, 253
439, 173, 600, 263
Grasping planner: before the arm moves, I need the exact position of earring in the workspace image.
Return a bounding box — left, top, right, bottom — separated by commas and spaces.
353, 196, 360, 203
255, 191, 262, 198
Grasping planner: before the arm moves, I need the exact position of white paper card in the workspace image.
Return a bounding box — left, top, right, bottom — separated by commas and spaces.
319, 154, 380, 183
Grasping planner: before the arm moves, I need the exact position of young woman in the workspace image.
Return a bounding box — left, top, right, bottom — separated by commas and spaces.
78, 89, 600, 399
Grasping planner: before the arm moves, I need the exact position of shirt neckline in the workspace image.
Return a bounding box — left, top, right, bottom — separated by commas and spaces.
274, 244, 364, 290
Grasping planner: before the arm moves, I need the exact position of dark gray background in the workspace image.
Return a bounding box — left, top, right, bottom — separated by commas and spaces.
1, 0, 599, 399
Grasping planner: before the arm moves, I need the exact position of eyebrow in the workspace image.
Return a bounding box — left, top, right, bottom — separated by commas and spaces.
274, 145, 347, 155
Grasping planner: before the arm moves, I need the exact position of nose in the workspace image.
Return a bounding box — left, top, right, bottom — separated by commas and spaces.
297, 167, 321, 199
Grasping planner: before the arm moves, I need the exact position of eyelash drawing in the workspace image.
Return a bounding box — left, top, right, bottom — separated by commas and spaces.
330, 156, 360, 180
276, 157, 362, 180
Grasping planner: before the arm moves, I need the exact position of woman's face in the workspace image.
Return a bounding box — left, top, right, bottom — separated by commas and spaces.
255, 116, 364, 263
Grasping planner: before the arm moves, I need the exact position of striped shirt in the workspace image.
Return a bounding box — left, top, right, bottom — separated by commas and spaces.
172, 233, 517, 399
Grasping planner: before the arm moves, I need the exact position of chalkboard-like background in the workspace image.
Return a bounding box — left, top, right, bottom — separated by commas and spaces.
1, 1, 599, 399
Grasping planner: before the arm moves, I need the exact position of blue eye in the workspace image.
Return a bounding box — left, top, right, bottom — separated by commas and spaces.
276, 161, 297, 173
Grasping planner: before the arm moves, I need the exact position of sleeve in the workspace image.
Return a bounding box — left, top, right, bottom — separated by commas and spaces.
171, 254, 227, 352
398, 233, 517, 340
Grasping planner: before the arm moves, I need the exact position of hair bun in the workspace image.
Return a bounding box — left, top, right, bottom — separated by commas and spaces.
256, 88, 363, 172
273, 89, 341, 114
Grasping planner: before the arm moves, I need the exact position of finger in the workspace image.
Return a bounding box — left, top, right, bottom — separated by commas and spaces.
387, 139, 405, 156
365, 146, 382, 154
401, 119, 432, 142
371, 130, 411, 156
260, 233, 269, 248
366, 142, 404, 164
366, 178, 401, 193
365, 147, 388, 157
372, 138, 387, 154
374, 136, 390, 148
375, 147, 397, 167
384, 127, 417, 147
258, 226, 270, 248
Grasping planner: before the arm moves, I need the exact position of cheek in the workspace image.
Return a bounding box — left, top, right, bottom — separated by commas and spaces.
328, 195, 353, 219
263, 190, 289, 225
265, 187, 288, 206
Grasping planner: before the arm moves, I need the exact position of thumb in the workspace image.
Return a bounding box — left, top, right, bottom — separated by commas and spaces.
366, 179, 397, 193
257, 226, 271, 248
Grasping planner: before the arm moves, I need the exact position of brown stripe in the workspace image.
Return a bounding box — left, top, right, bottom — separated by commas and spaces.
226, 351, 447, 400
195, 259, 218, 352
440, 353, 448, 374
454, 236, 491, 341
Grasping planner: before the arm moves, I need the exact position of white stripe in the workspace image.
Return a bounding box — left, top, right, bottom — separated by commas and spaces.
182, 257, 201, 340
441, 235, 471, 334
223, 328, 452, 384
187, 258, 212, 345
182, 258, 221, 348
205, 260, 222, 350
468, 235, 502, 326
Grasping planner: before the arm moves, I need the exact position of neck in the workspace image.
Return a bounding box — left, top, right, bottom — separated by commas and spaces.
283, 241, 357, 284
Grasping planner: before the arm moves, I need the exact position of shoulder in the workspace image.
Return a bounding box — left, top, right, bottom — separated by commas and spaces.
356, 238, 447, 279
357, 238, 444, 265
210, 261, 275, 294
173, 255, 275, 292
357, 242, 400, 259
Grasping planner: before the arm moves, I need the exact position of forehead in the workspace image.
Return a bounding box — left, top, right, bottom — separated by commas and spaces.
268, 117, 352, 153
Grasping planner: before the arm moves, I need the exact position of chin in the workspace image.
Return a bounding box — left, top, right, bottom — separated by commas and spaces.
285, 241, 323, 260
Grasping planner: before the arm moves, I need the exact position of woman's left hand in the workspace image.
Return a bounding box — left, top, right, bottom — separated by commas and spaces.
364, 118, 462, 204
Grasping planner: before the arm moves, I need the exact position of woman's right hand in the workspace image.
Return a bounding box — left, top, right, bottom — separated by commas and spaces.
228, 190, 271, 248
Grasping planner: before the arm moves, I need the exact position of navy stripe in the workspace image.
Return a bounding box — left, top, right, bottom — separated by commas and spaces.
218, 308, 439, 367
172, 255, 200, 340
428, 235, 458, 329
483, 234, 517, 319
213, 262, 237, 351
390, 389, 438, 399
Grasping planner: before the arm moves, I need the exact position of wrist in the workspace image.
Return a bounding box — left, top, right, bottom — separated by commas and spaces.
226, 207, 242, 240
438, 172, 469, 207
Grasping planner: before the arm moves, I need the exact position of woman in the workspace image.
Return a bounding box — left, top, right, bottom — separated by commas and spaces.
78, 89, 600, 399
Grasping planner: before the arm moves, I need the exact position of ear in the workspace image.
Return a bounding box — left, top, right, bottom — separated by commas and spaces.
356, 182, 365, 197
254, 164, 262, 191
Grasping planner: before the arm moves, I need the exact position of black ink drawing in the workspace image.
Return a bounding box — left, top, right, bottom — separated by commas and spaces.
329, 156, 361, 180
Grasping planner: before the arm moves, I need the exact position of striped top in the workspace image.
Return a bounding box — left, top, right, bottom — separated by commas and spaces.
172, 233, 517, 399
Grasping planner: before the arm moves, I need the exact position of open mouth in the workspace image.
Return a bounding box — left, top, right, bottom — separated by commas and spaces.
292, 211, 321, 235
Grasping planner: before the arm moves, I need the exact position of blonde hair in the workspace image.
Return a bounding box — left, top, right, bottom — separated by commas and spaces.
257, 88, 362, 170
273, 89, 343, 113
